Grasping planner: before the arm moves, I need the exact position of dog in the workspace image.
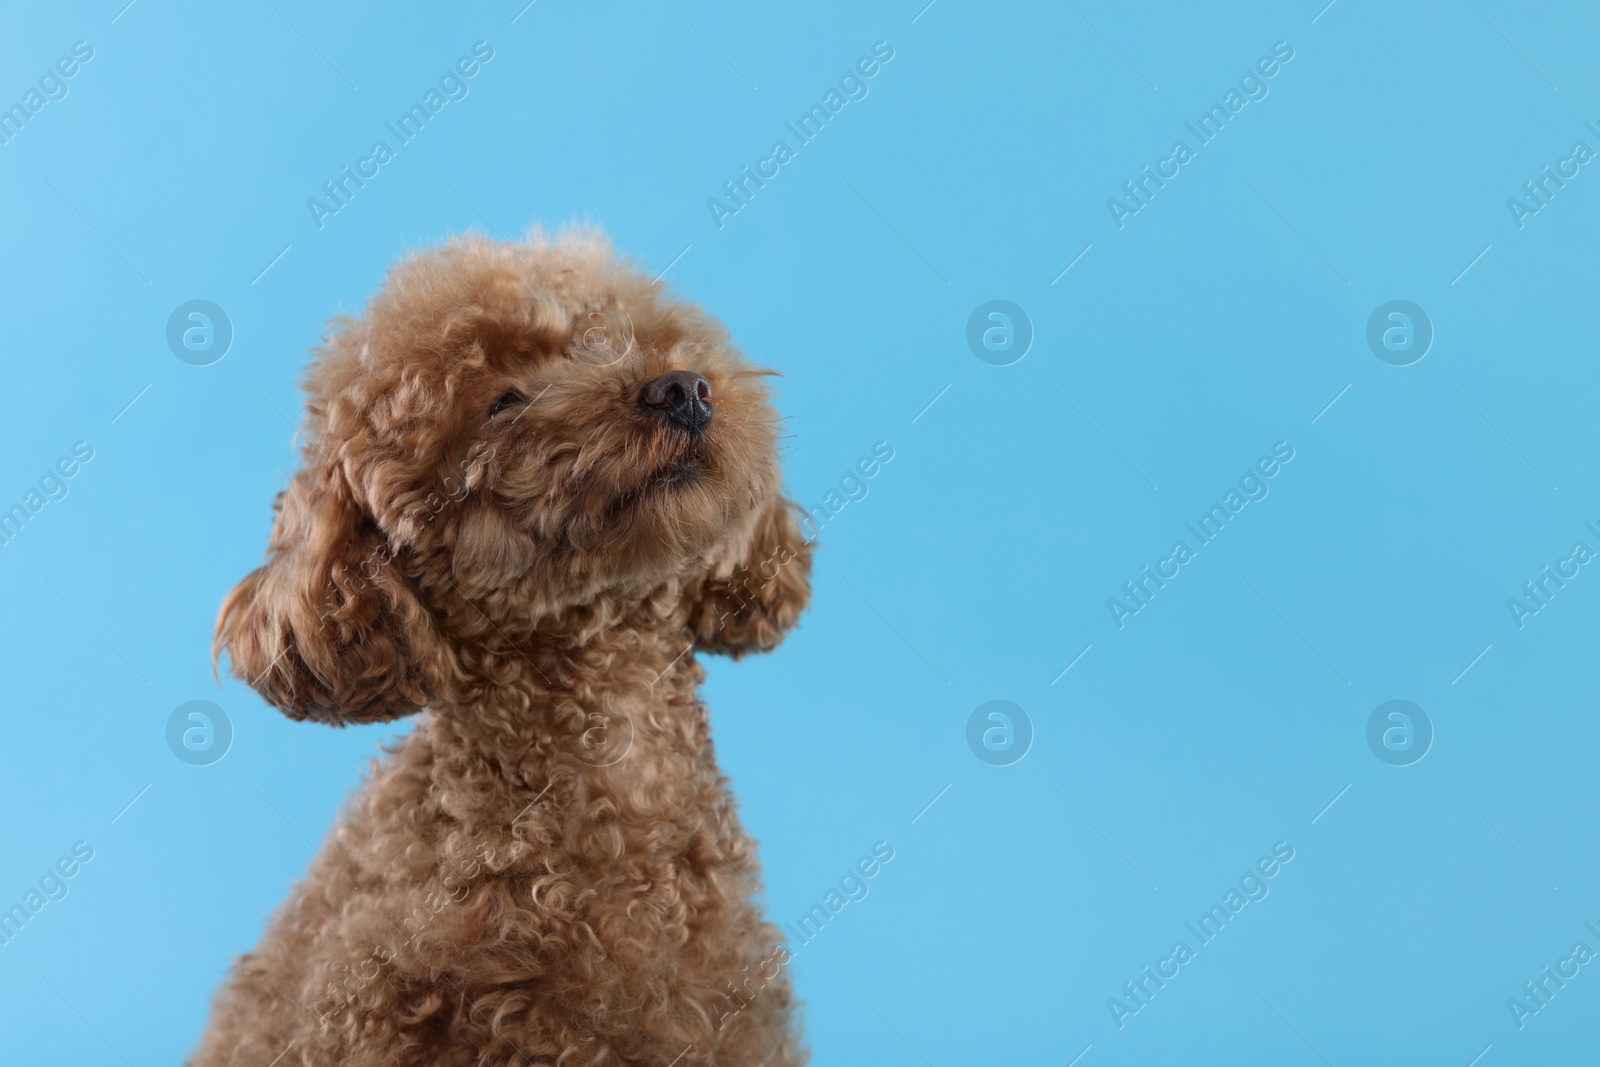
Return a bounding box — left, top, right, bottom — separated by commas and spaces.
193, 230, 812, 1066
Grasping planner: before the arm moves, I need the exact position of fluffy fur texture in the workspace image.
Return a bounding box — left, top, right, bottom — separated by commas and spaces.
194, 230, 812, 1066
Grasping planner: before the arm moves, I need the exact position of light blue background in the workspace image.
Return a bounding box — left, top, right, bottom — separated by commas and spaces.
3, 1, 1598, 1063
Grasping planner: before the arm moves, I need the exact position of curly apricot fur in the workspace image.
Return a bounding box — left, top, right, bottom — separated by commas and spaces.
196, 230, 811, 1067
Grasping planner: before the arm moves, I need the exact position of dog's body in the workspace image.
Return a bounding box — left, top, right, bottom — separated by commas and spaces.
193, 233, 810, 1066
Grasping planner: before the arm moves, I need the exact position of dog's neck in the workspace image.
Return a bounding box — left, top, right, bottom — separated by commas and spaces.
423, 583, 708, 790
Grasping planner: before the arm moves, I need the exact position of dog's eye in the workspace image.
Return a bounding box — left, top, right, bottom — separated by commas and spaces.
489, 390, 526, 418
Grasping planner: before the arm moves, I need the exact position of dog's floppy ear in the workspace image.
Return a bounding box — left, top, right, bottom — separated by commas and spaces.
688, 496, 812, 656
214, 460, 442, 725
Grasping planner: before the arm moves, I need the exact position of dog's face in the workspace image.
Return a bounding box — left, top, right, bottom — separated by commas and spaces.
216, 232, 810, 724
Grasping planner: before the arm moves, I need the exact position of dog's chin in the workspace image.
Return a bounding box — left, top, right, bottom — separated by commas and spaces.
607, 453, 706, 517
600, 454, 715, 537
639, 457, 704, 494
604, 447, 766, 566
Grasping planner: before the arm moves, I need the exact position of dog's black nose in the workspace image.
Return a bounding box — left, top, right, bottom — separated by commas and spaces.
641, 370, 713, 434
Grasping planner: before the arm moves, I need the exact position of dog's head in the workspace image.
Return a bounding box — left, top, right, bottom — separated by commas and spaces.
216, 230, 810, 725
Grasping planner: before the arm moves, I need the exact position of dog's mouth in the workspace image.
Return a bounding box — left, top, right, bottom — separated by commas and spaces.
604, 454, 706, 521
640, 429, 710, 494
644, 458, 703, 490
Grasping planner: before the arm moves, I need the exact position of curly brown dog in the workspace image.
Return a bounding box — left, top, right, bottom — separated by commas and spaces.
193, 230, 811, 1067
